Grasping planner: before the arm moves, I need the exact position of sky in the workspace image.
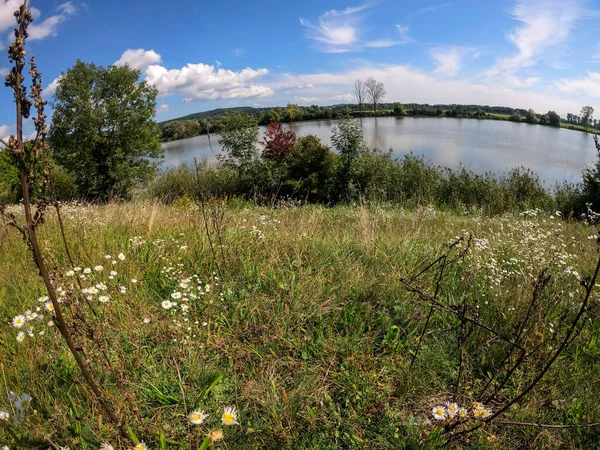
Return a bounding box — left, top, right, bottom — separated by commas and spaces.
0, 0, 599, 135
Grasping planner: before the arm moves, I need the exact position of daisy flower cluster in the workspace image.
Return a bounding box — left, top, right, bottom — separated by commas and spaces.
431, 401, 491, 422
238, 212, 282, 241
10, 253, 131, 343
159, 264, 230, 343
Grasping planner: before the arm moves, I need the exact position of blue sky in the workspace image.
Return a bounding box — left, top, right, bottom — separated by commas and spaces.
0, 0, 599, 135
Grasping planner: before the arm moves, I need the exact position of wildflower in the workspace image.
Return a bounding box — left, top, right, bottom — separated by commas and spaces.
0, 409, 8, 421
189, 409, 208, 425
94, 265, 104, 272
99, 296, 110, 303
118, 253, 126, 261
83, 268, 92, 274
171, 292, 182, 300
221, 406, 239, 425
432, 406, 446, 420
120, 286, 127, 294
131, 279, 138, 284
207, 430, 224, 442
47, 321, 55, 327
12, 315, 25, 328
8, 392, 16, 402
161, 300, 174, 310
133, 443, 147, 450
88, 287, 99, 295
66, 270, 75, 277
100, 444, 114, 450
45, 302, 55, 312
2, 446, 8, 450
37, 296, 48, 303
457, 407, 468, 418
16, 332, 25, 343
26, 312, 38, 321
74, 267, 81, 272
143, 318, 150, 324
445, 402, 458, 417
110, 271, 117, 276
14, 394, 31, 411
479, 408, 492, 419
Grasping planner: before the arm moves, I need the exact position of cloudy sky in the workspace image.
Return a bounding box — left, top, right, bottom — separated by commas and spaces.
0, 0, 599, 134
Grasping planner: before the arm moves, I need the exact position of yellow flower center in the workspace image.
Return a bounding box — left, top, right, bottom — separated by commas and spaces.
448, 405, 455, 412
436, 409, 444, 416
192, 414, 200, 421
481, 410, 489, 417
223, 413, 235, 424
474, 410, 480, 416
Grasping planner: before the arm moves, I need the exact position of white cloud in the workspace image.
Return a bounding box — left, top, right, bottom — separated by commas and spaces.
294, 96, 320, 104
271, 64, 597, 116
156, 104, 170, 113
232, 48, 245, 57
182, 97, 193, 103
45, 75, 62, 96
301, 3, 409, 53
114, 49, 162, 71
406, 3, 453, 20
487, 0, 584, 79
0, 1, 29, 32
329, 93, 354, 103
27, 1, 76, 41
430, 47, 476, 77
0, 124, 10, 141
556, 72, 600, 98
395, 25, 412, 44
144, 57, 273, 101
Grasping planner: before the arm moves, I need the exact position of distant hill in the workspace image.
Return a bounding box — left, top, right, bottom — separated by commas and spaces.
159, 106, 270, 125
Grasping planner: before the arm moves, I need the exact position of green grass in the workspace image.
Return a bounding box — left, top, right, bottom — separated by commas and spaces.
0, 202, 599, 449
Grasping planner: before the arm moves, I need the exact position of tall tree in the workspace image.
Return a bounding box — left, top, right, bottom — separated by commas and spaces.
581, 106, 594, 132
365, 77, 386, 112
332, 117, 364, 200
354, 79, 366, 113
546, 111, 560, 127
525, 109, 538, 124
49, 60, 162, 200
217, 112, 259, 171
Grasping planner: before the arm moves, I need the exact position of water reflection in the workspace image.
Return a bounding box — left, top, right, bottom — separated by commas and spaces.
161, 117, 596, 185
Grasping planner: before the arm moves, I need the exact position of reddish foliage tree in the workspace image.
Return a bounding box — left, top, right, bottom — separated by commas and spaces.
261, 122, 296, 162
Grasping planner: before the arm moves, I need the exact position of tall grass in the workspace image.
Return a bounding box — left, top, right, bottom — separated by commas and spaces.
1, 203, 599, 448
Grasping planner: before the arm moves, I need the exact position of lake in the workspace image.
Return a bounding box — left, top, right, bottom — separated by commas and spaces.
161, 117, 597, 185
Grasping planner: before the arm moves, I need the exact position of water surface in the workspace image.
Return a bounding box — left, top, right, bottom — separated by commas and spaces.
161, 117, 596, 185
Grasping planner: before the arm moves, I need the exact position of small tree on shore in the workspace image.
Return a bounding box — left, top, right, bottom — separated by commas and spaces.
354, 79, 366, 113
261, 122, 296, 162
218, 112, 259, 171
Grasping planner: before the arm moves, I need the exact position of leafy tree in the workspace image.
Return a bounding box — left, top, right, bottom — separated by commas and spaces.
581, 106, 594, 131
365, 77, 386, 112
509, 111, 522, 122
285, 135, 337, 202
49, 60, 162, 200
332, 117, 364, 200
218, 112, 259, 171
582, 135, 600, 213
393, 103, 406, 116
546, 110, 560, 127
261, 123, 296, 162
525, 109, 538, 124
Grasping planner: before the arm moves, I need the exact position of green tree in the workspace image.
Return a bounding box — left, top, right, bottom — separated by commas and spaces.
525, 109, 538, 124
332, 117, 364, 201
217, 112, 259, 171
49, 60, 162, 200
509, 111, 522, 122
546, 111, 560, 127
581, 106, 594, 132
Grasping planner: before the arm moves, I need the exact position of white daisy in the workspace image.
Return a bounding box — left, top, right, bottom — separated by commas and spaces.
120, 286, 127, 294
14, 393, 31, 411
66, 270, 75, 277
99, 296, 110, 303
445, 402, 458, 418
133, 443, 147, 450
83, 268, 92, 274
161, 300, 174, 309
110, 271, 117, 276
12, 315, 25, 328
479, 408, 492, 419
74, 267, 81, 272
45, 302, 55, 312
432, 406, 446, 420
105, 255, 112, 259
189, 409, 208, 425
0, 409, 9, 421
16, 332, 25, 342
221, 406, 239, 425
118, 253, 126, 261
88, 287, 99, 295
37, 296, 48, 303
100, 444, 114, 450
94, 265, 104, 272
171, 292, 182, 300
457, 407, 468, 419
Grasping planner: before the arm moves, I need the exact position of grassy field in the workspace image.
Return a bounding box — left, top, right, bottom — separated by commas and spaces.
1, 202, 599, 449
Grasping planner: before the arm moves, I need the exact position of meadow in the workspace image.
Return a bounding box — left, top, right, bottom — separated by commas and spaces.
1, 201, 599, 449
